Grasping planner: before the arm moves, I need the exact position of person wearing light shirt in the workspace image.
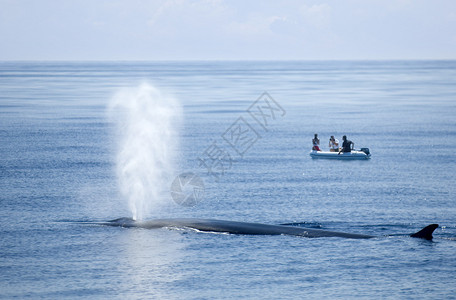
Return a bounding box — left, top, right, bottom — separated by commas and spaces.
329, 136, 339, 152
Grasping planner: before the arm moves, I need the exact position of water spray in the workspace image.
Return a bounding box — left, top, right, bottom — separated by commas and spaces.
109, 83, 181, 220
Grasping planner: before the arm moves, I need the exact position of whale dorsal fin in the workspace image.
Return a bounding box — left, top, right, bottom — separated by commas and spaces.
410, 224, 438, 240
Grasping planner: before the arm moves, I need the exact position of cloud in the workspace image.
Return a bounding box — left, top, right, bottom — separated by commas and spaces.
146, 0, 229, 37
226, 14, 286, 36
299, 3, 332, 29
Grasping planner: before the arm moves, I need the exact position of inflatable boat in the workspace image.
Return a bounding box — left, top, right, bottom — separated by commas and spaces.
310, 148, 371, 160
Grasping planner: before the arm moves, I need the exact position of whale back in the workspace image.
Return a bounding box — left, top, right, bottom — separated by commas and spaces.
105, 218, 438, 240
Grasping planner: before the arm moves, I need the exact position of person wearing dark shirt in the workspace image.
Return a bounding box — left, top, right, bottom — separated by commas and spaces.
339, 135, 354, 153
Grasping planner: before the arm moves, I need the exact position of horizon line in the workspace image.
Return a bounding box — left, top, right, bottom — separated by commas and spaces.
1, 58, 456, 63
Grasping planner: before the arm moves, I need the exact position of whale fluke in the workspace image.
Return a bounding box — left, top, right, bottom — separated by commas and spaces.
410, 224, 439, 240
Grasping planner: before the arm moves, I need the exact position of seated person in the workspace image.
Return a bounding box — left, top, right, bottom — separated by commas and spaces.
312, 133, 321, 151
329, 136, 339, 152
339, 135, 354, 153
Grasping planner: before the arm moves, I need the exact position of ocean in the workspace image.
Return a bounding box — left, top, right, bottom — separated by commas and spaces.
1, 61, 455, 299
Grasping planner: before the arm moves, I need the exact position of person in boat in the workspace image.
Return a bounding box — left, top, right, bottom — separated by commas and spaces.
329, 136, 339, 152
339, 135, 354, 154
312, 134, 321, 151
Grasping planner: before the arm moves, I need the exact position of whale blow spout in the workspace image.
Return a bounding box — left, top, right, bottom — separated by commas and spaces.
109, 83, 182, 220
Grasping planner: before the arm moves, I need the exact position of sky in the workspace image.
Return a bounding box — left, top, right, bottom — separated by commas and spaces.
0, 0, 455, 60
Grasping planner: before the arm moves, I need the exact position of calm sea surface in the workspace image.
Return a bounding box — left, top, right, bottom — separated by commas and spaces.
1, 61, 456, 299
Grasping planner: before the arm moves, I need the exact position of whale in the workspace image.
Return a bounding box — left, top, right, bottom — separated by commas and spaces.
102, 218, 438, 240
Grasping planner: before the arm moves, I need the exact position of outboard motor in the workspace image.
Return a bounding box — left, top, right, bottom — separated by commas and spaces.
360, 148, 370, 156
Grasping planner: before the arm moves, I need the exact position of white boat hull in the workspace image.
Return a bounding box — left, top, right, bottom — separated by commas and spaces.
309, 150, 371, 160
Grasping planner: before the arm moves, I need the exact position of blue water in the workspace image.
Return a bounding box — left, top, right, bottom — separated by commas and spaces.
1, 61, 456, 299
